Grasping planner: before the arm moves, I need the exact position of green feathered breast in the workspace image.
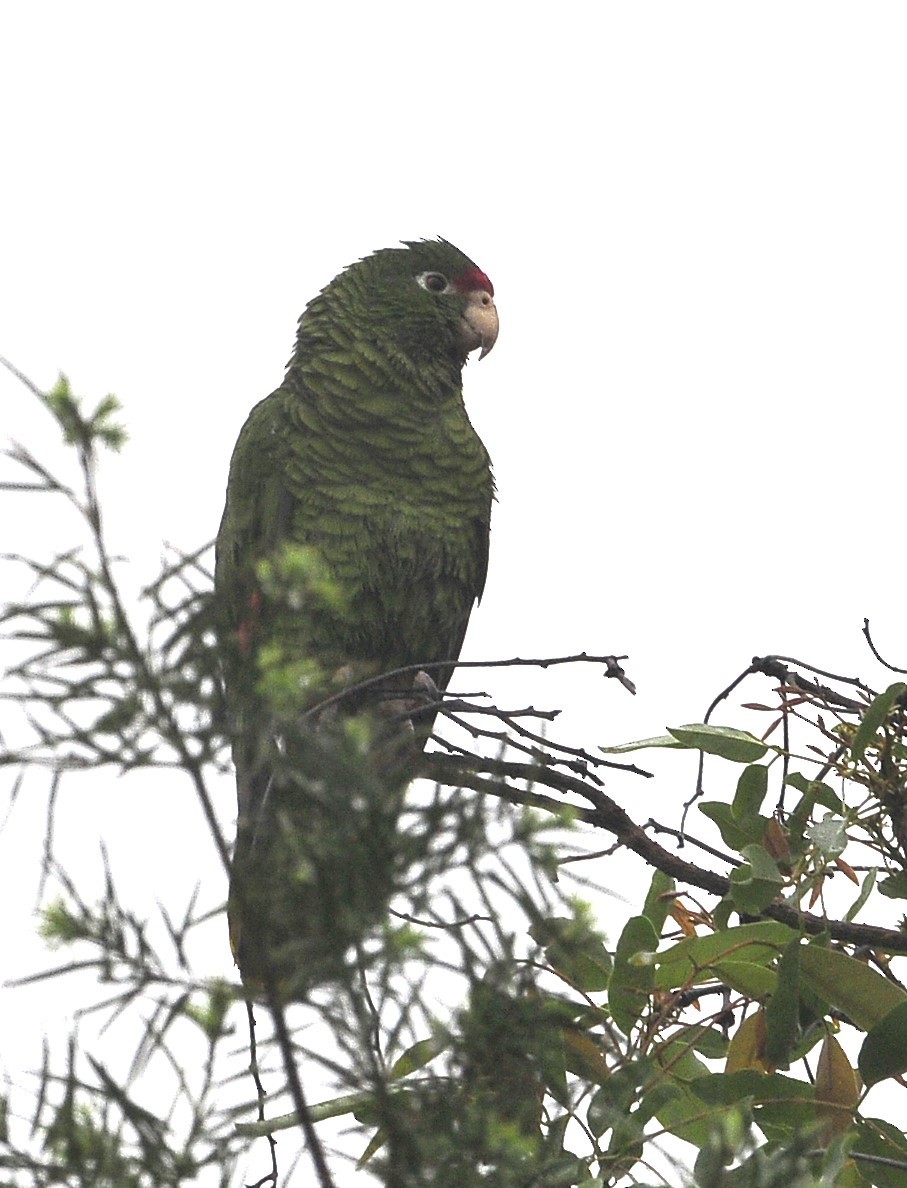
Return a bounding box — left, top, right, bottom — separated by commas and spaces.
215, 239, 498, 991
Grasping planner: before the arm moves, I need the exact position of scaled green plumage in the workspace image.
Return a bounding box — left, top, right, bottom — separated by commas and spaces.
215, 239, 498, 992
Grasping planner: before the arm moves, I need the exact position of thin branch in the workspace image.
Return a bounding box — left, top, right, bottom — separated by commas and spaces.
863, 618, 907, 676
263, 981, 336, 1188
303, 653, 636, 722
426, 754, 907, 954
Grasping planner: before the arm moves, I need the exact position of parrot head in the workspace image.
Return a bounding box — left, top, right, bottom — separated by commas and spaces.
296, 239, 498, 370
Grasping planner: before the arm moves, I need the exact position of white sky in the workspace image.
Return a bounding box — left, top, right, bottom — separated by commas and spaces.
3, 3, 907, 1181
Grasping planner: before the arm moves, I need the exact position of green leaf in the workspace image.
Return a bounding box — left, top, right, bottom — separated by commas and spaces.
698, 801, 765, 852
852, 1117, 907, 1188
632, 1081, 680, 1128
562, 1024, 611, 1085
601, 724, 768, 764
653, 922, 794, 992
709, 960, 777, 1000
804, 814, 848, 858
712, 896, 735, 930
752, 1095, 820, 1139
764, 939, 801, 1068
785, 775, 844, 844
43, 373, 83, 445
859, 1000, 907, 1087
652, 1083, 715, 1146
732, 764, 769, 822
852, 683, 906, 761
670, 1025, 729, 1061
184, 981, 231, 1042
656, 1038, 711, 1091
586, 1060, 649, 1136
653, 1037, 732, 1143
845, 867, 876, 923
641, 868, 675, 935
89, 392, 127, 450
389, 1035, 447, 1080
667, 724, 768, 763
651, 1040, 717, 1121
599, 734, 684, 755
691, 1069, 811, 1107
878, 872, 907, 900
799, 943, 907, 1030
728, 845, 784, 914
532, 915, 612, 992
609, 916, 658, 1035
357, 1125, 387, 1167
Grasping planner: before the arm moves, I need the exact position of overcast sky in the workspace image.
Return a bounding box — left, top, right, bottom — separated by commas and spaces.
3, 2, 907, 1179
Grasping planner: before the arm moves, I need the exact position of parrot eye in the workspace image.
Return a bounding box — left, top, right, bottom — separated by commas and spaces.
416, 271, 452, 295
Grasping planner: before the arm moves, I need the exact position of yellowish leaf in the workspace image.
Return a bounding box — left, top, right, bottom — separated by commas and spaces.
815, 1033, 859, 1143
726, 1009, 773, 1074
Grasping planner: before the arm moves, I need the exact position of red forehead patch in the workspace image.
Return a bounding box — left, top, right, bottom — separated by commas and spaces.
453, 266, 494, 297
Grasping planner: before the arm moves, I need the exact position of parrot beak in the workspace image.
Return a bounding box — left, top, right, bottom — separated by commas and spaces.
460, 289, 499, 360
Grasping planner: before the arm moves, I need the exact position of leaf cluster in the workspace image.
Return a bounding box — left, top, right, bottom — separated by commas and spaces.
4, 369, 907, 1187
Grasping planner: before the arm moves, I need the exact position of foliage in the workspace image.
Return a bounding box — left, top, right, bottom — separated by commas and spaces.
3, 366, 907, 1187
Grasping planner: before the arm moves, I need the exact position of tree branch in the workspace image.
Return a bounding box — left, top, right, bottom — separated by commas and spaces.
426, 754, 907, 955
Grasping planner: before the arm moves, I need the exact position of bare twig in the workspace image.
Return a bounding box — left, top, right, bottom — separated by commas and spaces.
863, 618, 907, 676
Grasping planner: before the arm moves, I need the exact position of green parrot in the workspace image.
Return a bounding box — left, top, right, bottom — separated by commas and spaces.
215, 239, 498, 994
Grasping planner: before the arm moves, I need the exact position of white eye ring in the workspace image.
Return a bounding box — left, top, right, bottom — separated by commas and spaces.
416, 271, 452, 295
